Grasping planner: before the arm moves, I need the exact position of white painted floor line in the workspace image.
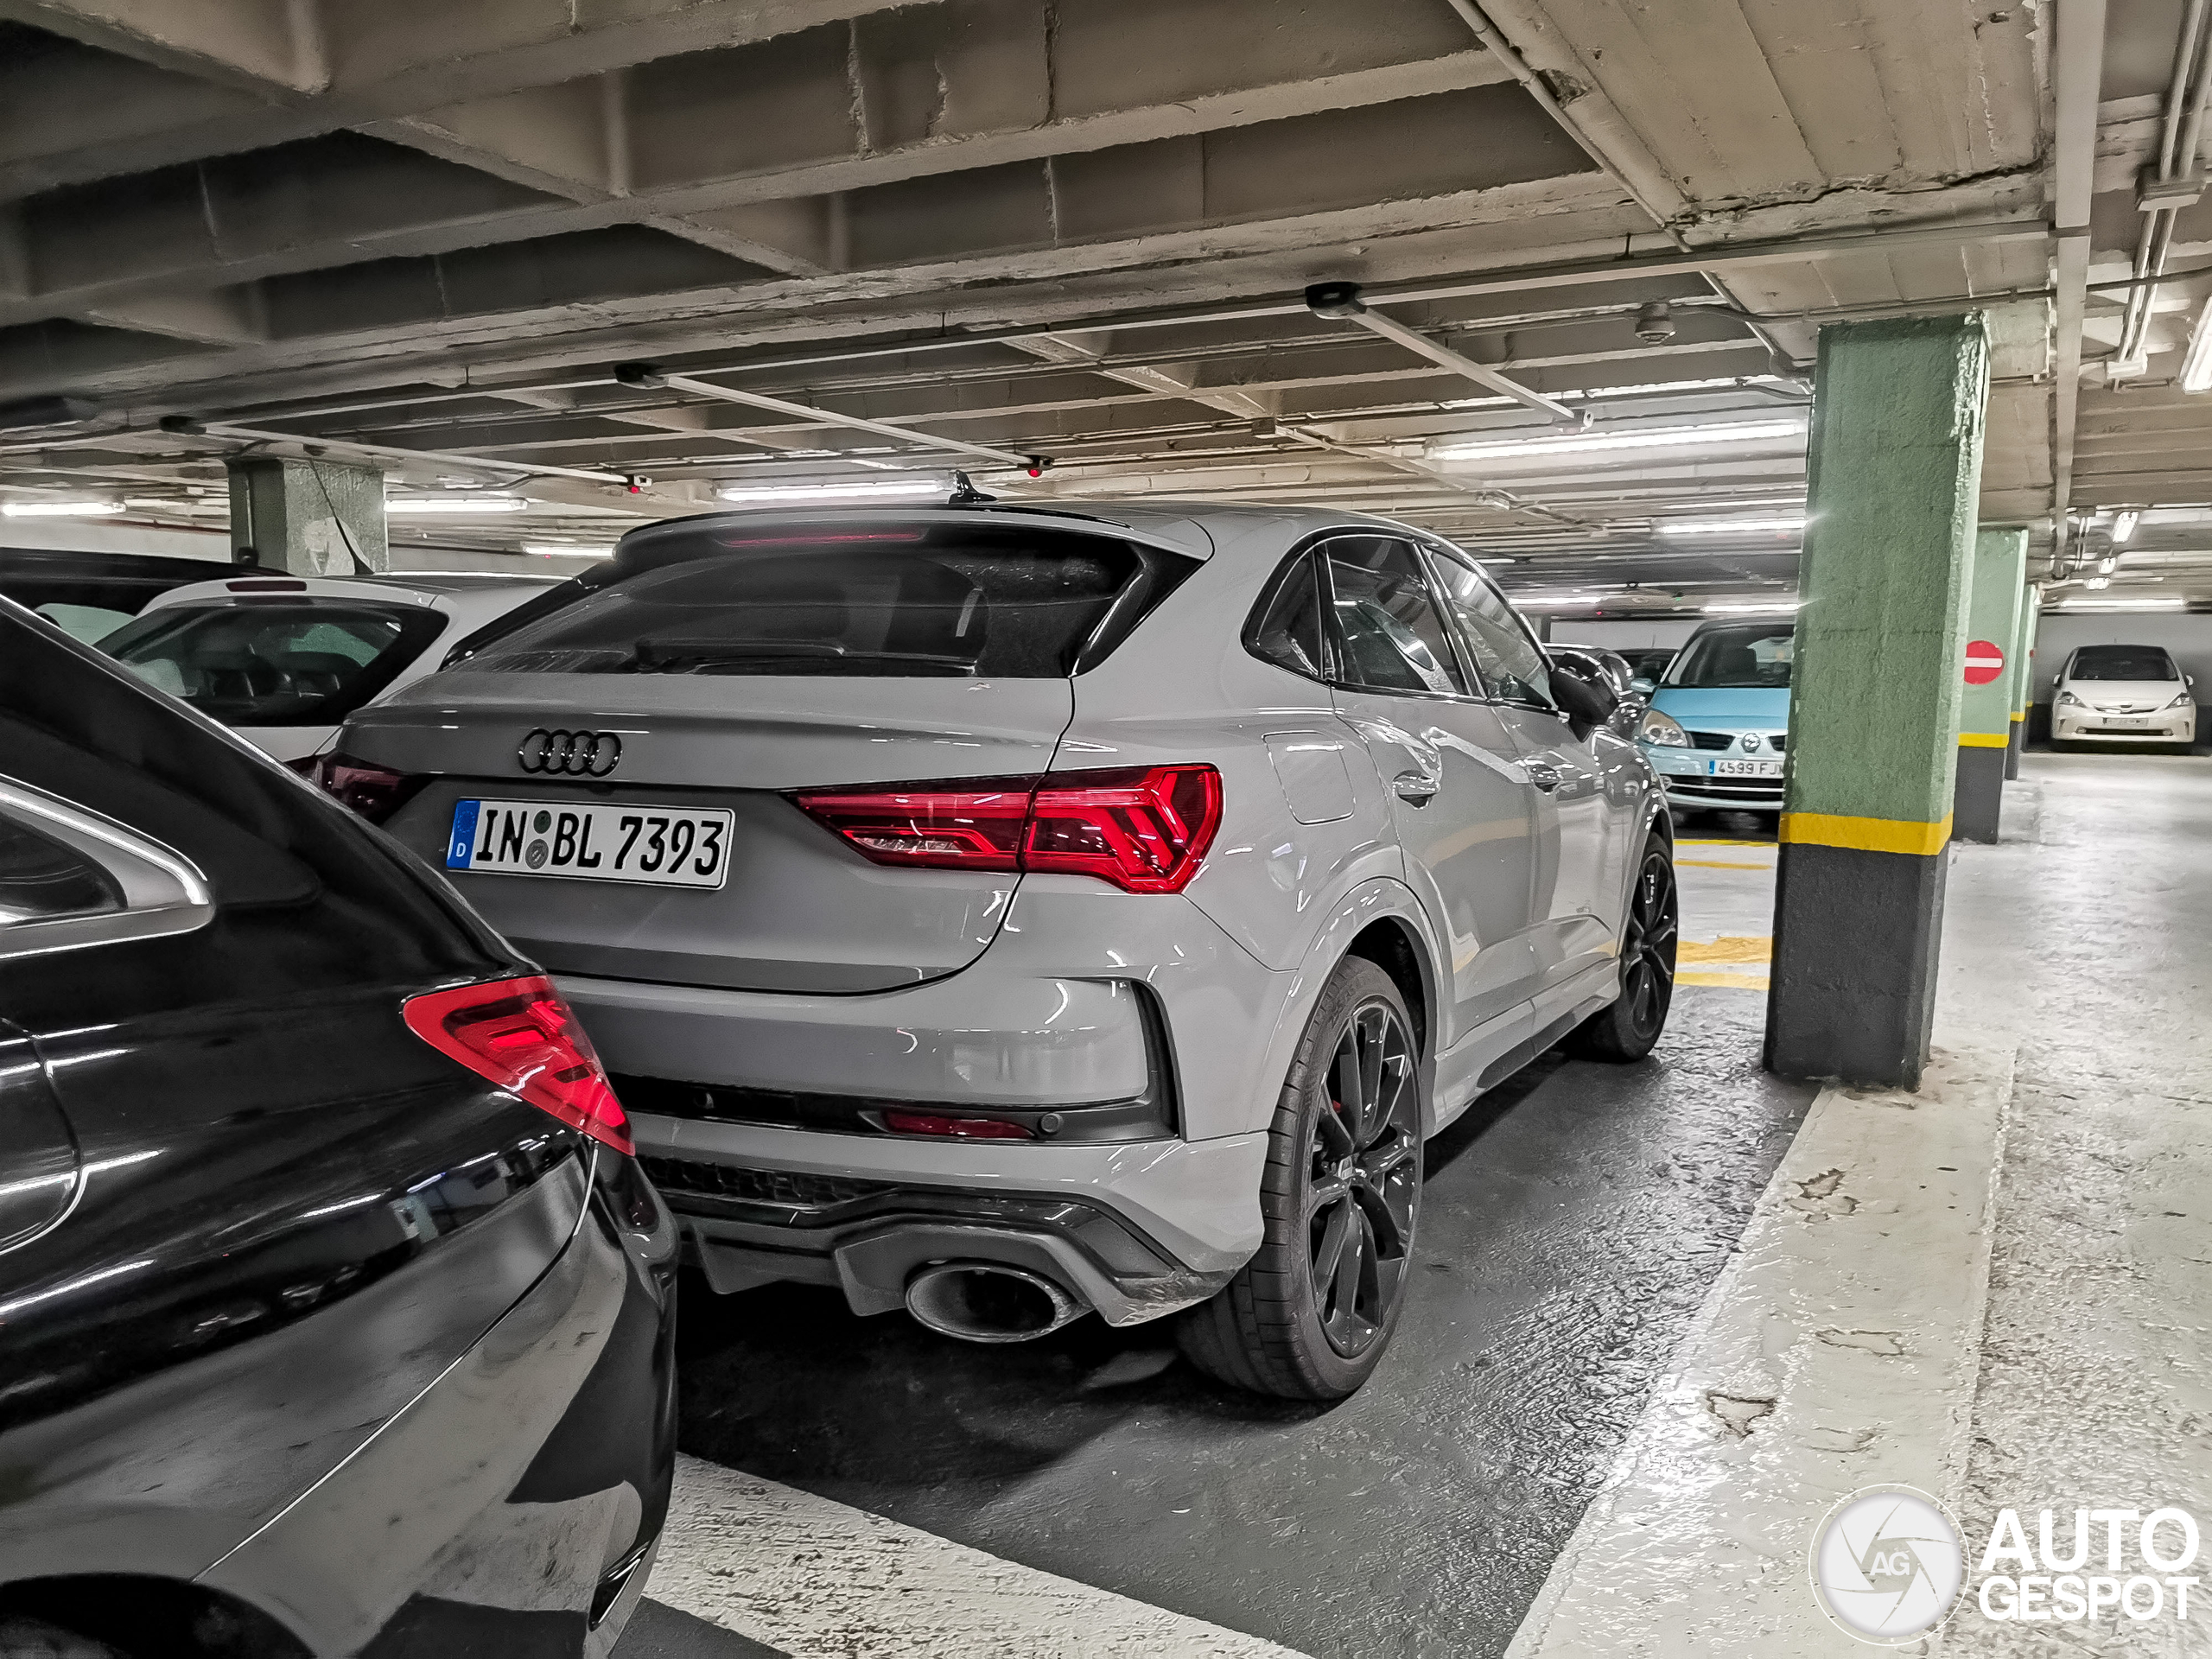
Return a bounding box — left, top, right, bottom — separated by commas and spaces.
652, 1453, 1311, 1659
1504, 1038, 2016, 1658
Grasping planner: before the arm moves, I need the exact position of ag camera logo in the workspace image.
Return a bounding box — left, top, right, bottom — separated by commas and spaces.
1809, 1485, 1966, 1643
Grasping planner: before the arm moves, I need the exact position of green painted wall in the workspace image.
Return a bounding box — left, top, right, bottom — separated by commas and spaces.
2012, 582, 2041, 719
1960, 529, 2027, 740
1783, 315, 1990, 826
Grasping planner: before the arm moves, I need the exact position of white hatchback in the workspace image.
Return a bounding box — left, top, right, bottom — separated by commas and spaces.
2050, 644, 2198, 747
98, 572, 560, 766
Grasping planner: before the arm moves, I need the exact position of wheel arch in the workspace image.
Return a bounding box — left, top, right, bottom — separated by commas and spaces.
0, 1574, 312, 1658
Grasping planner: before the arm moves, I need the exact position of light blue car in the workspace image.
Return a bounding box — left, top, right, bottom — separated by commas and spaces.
1634, 617, 1796, 814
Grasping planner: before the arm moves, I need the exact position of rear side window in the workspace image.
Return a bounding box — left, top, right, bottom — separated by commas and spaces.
1322, 537, 1468, 696
1423, 543, 1552, 705
467, 521, 1170, 678
1246, 552, 1328, 681
99, 601, 443, 727
2069, 645, 2178, 681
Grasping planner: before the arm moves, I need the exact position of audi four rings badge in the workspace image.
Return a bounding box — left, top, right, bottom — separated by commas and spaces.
517, 728, 623, 777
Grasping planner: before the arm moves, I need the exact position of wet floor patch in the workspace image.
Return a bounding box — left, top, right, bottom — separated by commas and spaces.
656, 989, 1814, 1659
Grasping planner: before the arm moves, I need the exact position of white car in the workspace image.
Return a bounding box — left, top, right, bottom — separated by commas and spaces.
97, 572, 561, 766
2050, 644, 2198, 747
321, 503, 1675, 1399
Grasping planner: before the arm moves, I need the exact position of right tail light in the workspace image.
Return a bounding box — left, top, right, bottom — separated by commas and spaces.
795, 764, 1222, 894
313, 753, 429, 823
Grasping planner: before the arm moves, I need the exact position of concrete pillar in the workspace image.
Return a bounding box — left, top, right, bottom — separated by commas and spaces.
2005, 584, 2040, 779
226, 456, 387, 575
1765, 315, 1989, 1090
1954, 528, 2026, 842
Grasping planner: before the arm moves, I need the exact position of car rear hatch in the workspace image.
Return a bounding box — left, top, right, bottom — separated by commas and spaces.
351, 514, 1192, 996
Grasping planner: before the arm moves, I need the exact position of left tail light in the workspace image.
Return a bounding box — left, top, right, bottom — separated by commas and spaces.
314, 753, 429, 824
403, 975, 633, 1154
795, 763, 1223, 894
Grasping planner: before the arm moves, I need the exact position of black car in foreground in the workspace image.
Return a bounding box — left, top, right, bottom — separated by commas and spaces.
0, 598, 677, 1657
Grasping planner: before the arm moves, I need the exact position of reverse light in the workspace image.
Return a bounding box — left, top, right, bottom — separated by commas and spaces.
796, 764, 1224, 894
1639, 709, 1690, 747
404, 976, 632, 1154
313, 753, 429, 823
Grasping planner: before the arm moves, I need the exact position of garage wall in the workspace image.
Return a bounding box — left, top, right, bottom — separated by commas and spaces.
1549, 618, 1704, 651
0, 519, 231, 561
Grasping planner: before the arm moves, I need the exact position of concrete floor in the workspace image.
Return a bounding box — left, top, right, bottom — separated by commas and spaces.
615, 754, 2211, 1658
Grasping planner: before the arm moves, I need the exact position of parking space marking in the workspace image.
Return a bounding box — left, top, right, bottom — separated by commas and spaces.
652, 1454, 1311, 1659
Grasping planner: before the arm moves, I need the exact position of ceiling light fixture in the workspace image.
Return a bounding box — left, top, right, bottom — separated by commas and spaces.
522, 543, 617, 557
1428, 417, 1807, 466
2084, 575, 2111, 589
2055, 595, 2186, 610
385, 497, 527, 515
2180, 297, 2212, 393
2, 499, 124, 517
1704, 599, 1803, 613
1656, 514, 1806, 536
713, 477, 951, 505
2112, 508, 2141, 542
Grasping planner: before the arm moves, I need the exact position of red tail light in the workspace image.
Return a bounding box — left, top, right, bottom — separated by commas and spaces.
796, 764, 1222, 894
314, 753, 429, 824
881, 1109, 1034, 1140
403, 975, 632, 1154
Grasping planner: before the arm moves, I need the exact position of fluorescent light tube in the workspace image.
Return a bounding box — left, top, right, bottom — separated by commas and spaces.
522, 543, 616, 557
2, 500, 124, 517
2056, 596, 2185, 610
1657, 514, 1806, 536
1429, 417, 1806, 465
2180, 298, 2212, 393
2111, 509, 2140, 542
714, 477, 949, 505
1703, 599, 1802, 613
385, 497, 527, 514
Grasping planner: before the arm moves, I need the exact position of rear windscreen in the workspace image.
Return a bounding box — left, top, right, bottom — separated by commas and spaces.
2069, 645, 2178, 681
465, 522, 1156, 679
99, 601, 443, 727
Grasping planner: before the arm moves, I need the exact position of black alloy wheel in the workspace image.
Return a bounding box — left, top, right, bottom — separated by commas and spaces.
1569, 830, 1679, 1062
1178, 957, 1426, 1399
1307, 999, 1420, 1357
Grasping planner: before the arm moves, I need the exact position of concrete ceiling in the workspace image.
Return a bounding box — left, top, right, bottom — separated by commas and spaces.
0, 0, 2204, 615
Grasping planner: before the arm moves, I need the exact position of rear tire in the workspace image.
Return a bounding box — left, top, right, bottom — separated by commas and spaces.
0, 1618, 124, 1659
1567, 830, 1678, 1063
1177, 958, 1423, 1400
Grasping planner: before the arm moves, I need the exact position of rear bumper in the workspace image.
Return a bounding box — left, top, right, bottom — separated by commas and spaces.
200, 1154, 679, 1656
635, 1114, 1268, 1320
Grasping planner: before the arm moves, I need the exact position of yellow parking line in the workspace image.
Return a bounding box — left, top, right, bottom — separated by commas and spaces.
1679, 970, 1771, 989
1679, 935, 1772, 964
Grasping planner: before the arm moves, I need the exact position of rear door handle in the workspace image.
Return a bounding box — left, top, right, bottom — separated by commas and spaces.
1391, 772, 1437, 806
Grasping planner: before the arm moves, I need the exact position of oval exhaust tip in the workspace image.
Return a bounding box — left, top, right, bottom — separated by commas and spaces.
906, 1262, 1083, 1344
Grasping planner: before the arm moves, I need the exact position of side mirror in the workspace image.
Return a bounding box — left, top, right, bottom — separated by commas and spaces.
1548, 656, 1618, 735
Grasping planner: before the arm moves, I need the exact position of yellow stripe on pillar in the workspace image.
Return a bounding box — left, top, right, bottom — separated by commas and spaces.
1958, 732, 2010, 747
1778, 810, 1953, 856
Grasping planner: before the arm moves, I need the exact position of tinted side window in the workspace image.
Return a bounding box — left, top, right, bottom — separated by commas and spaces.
1425, 543, 1553, 706
1245, 552, 1328, 681
1322, 538, 1468, 696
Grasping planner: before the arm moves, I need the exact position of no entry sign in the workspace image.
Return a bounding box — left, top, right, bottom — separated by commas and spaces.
1963, 639, 2005, 685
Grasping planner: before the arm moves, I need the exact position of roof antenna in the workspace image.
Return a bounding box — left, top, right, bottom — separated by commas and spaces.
947, 471, 997, 505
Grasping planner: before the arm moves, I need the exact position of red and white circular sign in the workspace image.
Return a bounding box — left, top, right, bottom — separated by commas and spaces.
1962, 639, 2005, 685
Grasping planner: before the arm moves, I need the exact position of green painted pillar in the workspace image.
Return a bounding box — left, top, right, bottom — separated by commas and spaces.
2005, 584, 2040, 779
1954, 529, 2026, 842
226, 456, 387, 575
1766, 315, 1989, 1090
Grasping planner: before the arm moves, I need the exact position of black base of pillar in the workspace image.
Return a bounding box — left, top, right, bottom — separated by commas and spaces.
1764, 841, 1948, 1089
1953, 744, 2006, 842
2004, 718, 2024, 780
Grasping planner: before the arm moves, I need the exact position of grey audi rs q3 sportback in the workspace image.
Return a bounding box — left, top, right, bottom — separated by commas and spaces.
321, 501, 1677, 1399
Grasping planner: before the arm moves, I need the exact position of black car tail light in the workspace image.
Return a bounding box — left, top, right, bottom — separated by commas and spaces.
313, 753, 429, 823
403, 975, 633, 1154
795, 763, 1223, 894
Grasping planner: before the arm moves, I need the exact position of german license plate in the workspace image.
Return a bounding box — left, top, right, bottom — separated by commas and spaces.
446, 799, 732, 889
1712, 759, 1783, 778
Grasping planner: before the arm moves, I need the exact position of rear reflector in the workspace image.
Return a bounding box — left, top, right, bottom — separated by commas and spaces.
403, 975, 632, 1154
795, 764, 1222, 894
881, 1109, 1034, 1140
313, 753, 429, 824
